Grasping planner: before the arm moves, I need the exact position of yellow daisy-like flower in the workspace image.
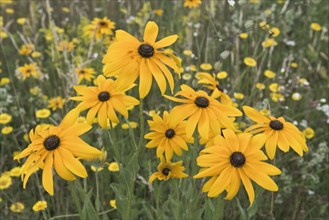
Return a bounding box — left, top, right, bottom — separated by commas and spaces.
270, 93, 285, 102
144, 111, 192, 161
57, 40, 75, 52
108, 162, 120, 172
70, 75, 139, 128
269, 27, 280, 37
200, 63, 212, 71
9, 167, 22, 177
197, 72, 232, 104
18, 63, 39, 80
165, 84, 242, 140
149, 156, 188, 183
84, 17, 116, 40
184, 0, 202, 8
233, 92, 244, 100
14, 109, 102, 195
32, 201, 47, 212
48, 96, 66, 111
75, 67, 96, 84
255, 83, 265, 90
0, 77, 10, 86
217, 71, 228, 79
243, 106, 308, 159
194, 129, 281, 206
102, 21, 180, 98
10, 202, 25, 213
2, 126, 13, 134
262, 38, 278, 48
19, 43, 33, 56
0, 113, 12, 124
35, 109, 51, 119
310, 22, 321, 32
239, 33, 248, 39
264, 70, 276, 78
109, 199, 117, 208
292, 92, 302, 101
0, 175, 12, 190
303, 127, 314, 139
244, 57, 257, 67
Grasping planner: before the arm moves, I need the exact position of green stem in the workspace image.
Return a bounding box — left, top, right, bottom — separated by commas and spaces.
124, 117, 138, 150
95, 171, 100, 212
137, 98, 145, 157
68, 181, 82, 218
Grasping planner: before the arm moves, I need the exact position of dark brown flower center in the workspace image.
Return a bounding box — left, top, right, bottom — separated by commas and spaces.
194, 96, 209, 108
162, 168, 170, 176
216, 84, 224, 92
230, 152, 245, 167
44, 135, 60, 151
165, 129, 175, 139
269, 120, 283, 130
79, 70, 85, 74
138, 44, 154, 58
99, 21, 107, 26
98, 91, 110, 102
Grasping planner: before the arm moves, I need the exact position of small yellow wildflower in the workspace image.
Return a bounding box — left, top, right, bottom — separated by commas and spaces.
182, 73, 192, 80
217, 71, 228, 79
269, 83, 279, 92
270, 93, 285, 102
310, 23, 321, 32
200, 63, 212, 71
9, 167, 21, 177
110, 200, 117, 209
32, 201, 47, 212
62, 7, 70, 13
262, 38, 278, 48
256, 83, 266, 90
0, 175, 12, 190
291, 62, 298, 68
0, 113, 12, 124
153, 9, 164, 16
0, 77, 10, 86
264, 70, 276, 78
233, 92, 244, 100
48, 96, 66, 111
244, 57, 257, 67
5, 8, 14, 14
1, 126, 13, 135
259, 21, 270, 29
17, 18, 26, 25
183, 50, 193, 56
31, 51, 41, 58
269, 27, 280, 37
19, 44, 34, 56
108, 162, 120, 172
189, 65, 197, 71
292, 92, 302, 101
10, 202, 25, 213
35, 109, 51, 119
239, 32, 248, 39
303, 127, 315, 139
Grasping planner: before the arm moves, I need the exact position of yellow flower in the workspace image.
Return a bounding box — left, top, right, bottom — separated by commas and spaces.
75, 67, 96, 84
244, 57, 257, 67
200, 63, 212, 71
182, 73, 192, 80
91, 165, 104, 172
269, 27, 280, 37
29, 86, 41, 95
10, 202, 25, 213
194, 129, 281, 206
57, 40, 75, 52
71, 75, 139, 128
256, 83, 266, 90
5, 8, 14, 14
262, 38, 278, 48
0, 113, 12, 124
14, 109, 102, 195
250, 0, 259, 4
2, 126, 13, 135
0, 0, 13, 5
165, 84, 242, 140
110, 199, 117, 208
48, 96, 66, 111
145, 111, 192, 161
32, 201, 47, 212
0, 175, 12, 190
270, 93, 285, 102
1, 31, 8, 39
84, 17, 116, 40
189, 65, 197, 71
148, 110, 161, 117
290, 62, 298, 68
149, 156, 188, 183
10, 167, 22, 177
269, 83, 279, 92
233, 93, 244, 100
215, 71, 227, 79
102, 21, 180, 98
18, 63, 39, 80
299, 78, 309, 86
264, 70, 276, 78
259, 21, 270, 29
303, 127, 314, 139
239, 33, 248, 39
292, 92, 302, 101
62, 7, 70, 13
35, 109, 51, 119
121, 121, 138, 129
243, 106, 308, 159
31, 51, 41, 58
16, 18, 26, 25
183, 50, 193, 56
310, 23, 321, 32
108, 162, 120, 172
19, 43, 34, 55
184, 0, 202, 8
0, 77, 10, 86
153, 9, 164, 16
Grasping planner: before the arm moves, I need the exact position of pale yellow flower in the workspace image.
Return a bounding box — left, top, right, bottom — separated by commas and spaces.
303, 127, 314, 139
35, 109, 51, 118
108, 162, 120, 172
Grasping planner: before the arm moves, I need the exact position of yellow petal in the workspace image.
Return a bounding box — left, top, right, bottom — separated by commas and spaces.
243, 165, 279, 191
97, 103, 108, 128
265, 131, 278, 159
139, 59, 153, 98
42, 152, 54, 196
58, 148, 88, 178
143, 21, 158, 44
239, 169, 255, 206
186, 109, 201, 138
243, 106, 270, 123
154, 35, 178, 48
147, 59, 167, 94
53, 150, 76, 181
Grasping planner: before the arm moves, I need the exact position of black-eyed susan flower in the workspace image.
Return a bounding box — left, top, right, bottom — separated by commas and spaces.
71, 75, 139, 128
165, 84, 242, 140
48, 96, 66, 111
0, 113, 12, 124
10, 202, 25, 213
244, 57, 257, 67
18, 63, 39, 80
32, 201, 47, 212
197, 72, 232, 104
194, 129, 281, 206
184, 0, 202, 8
243, 106, 308, 159
19, 43, 33, 56
14, 109, 102, 195
144, 111, 192, 161
75, 67, 96, 84
84, 17, 116, 40
102, 21, 180, 98
149, 156, 188, 183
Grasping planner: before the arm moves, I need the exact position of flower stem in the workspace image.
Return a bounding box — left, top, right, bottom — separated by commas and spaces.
137, 98, 145, 157
68, 181, 82, 218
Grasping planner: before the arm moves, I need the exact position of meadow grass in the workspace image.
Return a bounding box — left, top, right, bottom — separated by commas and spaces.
0, 0, 328, 219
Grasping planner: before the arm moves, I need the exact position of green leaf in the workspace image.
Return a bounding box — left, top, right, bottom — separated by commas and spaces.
236, 198, 248, 220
